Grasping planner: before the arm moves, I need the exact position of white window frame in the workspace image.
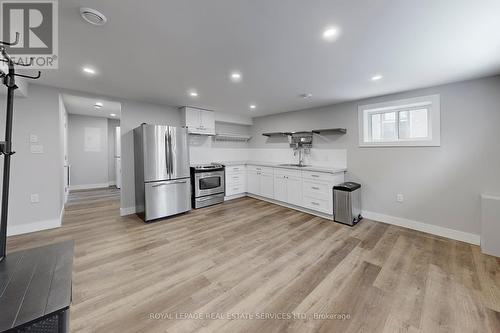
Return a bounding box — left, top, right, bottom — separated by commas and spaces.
358, 94, 440, 147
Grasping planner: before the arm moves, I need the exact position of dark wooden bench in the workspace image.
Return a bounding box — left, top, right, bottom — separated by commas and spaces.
0, 241, 74, 333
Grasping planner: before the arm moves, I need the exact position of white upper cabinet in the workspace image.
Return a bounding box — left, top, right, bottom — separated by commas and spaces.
180, 107, 215, 135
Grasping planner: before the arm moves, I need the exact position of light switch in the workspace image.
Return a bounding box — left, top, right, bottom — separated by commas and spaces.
30, 194, 40, 203
30, 145, 44, 154
30, 134, 38, 143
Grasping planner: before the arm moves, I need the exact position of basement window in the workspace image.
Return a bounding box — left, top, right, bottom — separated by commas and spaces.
358, 94, 440, 147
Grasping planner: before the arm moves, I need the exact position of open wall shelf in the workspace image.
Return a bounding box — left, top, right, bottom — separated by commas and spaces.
214, 133, 252, 142
312, 128, 347, 135
263, 128, 346, 137
262, 132, 290, 137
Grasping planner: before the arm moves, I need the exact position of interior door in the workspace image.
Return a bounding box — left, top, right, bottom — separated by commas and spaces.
115, 127, 121, 157
168, 126, 190, 179
142, 125, 169, 182
115, 157, 121, 189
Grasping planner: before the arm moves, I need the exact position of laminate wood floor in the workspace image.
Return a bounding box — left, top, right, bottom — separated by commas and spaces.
6, 190, 500, 333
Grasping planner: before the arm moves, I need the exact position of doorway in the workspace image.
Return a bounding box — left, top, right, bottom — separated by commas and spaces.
60, 94, 122, 206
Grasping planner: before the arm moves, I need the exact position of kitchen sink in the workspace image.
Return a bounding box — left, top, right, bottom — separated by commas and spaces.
278, 164, 309, 167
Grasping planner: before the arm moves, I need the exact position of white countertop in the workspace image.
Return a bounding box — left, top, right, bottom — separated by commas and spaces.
220, 160, 346, 174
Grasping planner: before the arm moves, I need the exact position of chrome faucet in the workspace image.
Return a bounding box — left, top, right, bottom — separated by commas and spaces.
294, 148, 305, 166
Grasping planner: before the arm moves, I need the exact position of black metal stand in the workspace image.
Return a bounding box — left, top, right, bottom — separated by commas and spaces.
0, 66, 16, 262
0, 33, 41, 262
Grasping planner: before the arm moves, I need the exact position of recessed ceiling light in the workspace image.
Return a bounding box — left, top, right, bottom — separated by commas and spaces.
322, 26, 339, 41
189, 91, 198, 97
83, 67, 96, 75
80, 7, 107, 26
94, 102, 103, 108
230, 71, 242, 82
110, 113, 117, 117
300, 93, 312, 99
371, 74, 383, 81
249, 104, 256, 110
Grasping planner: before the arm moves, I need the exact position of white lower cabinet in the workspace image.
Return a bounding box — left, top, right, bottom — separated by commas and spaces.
260, 172, 274, 199
246, 165, 274, 199
235, 164, 344, 216
287, 176, 303, 206
274, 169, 302, 206
274, 175, 287, 202
225, 165, 246, 197
246, 169, 260, 195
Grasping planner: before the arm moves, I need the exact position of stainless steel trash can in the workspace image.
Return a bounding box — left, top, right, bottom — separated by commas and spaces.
333, 182, 362, 226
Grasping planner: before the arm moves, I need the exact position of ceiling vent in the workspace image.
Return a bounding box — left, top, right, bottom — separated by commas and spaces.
80, 7, 107, 26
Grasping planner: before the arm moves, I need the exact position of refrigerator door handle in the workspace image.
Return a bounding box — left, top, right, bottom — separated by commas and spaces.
169, 130, 174, 175
152, 182, 169, 188
151, 180, 187, 188
165, 131, 171, 178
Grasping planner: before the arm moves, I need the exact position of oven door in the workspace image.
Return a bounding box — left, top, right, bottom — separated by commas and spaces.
194, 171, 225, 197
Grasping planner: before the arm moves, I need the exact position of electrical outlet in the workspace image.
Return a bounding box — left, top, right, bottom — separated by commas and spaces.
30, 145, 44, 154
396, 194, 404, 203
30, 134, 38, 143
30, 194, 40, 203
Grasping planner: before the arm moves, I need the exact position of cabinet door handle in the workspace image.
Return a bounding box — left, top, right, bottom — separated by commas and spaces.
311, 201, 320, 206
311, 175, 319, 178
312, 186, 320, 190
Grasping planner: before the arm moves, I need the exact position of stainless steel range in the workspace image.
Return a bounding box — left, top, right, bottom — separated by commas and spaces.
190, 164, 225, 208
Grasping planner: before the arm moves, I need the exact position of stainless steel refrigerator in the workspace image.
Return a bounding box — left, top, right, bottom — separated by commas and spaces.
133, 124, 191, 221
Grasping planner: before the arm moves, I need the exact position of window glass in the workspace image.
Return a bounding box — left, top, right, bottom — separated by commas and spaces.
370, 112, 397, 141
398, 108, 428, 139
359, 95, 439, 147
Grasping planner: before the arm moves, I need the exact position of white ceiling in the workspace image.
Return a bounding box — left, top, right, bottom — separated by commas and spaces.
62, 94, 121, 119
37, 0, 500, 117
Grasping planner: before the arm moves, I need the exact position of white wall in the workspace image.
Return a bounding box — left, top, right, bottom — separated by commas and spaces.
0, 84, 64, 235
107, 119, 120, 184
120, 100, 181, 214
249, 75, 500, 239
68, 114, 109, 188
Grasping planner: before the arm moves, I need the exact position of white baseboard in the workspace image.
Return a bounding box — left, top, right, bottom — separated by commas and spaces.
243, 194, 480, 245
224, 193, 246, 201
120, 206, 136, 216
69, 183, 110, 191
246, 194, 333, 220
7, 206, 64, 236
362, 210, 480, 245
108, 181, 116, 186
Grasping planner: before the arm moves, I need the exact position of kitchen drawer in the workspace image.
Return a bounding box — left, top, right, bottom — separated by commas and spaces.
275, 168, 301, 178
226, 183, 246, 196
302, 180, 332, 199
247, 165, 274, 174
303, 195, 332, 214
225, 165, 246, 173
302, 170, 336, 182
226, 173, 245, 184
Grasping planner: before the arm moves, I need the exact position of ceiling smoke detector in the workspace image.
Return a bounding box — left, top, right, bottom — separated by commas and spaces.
80, 7, 107, 26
